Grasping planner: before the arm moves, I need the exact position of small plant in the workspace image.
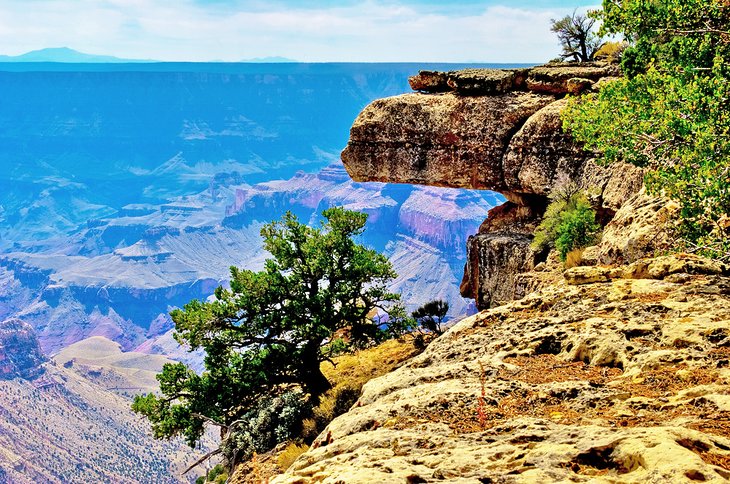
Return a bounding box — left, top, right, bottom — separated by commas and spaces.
476, 361, 488, 429
411, 300, 449, 336
532, 183, 600, 262
197, 464, 227, 484
554, 200, 600, 261
311, 384, 360, 432
564, 248, 585, 269
593, 41, 627, 64
221, 391, 311, 466
276, 442, 309, 471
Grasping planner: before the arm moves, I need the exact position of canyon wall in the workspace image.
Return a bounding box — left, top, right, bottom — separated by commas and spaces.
342, 64, 646, 309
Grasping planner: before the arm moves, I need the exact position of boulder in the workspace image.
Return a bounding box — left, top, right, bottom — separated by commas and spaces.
503, 98, 587, 196
407, 70, 451, 93
342, 92, 555, 194
597, 191, 680, 264
445, 68, 521, 95
526, 63, 621, 95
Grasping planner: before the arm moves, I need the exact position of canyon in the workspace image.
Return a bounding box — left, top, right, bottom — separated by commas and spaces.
270, 65, 730, 482
0, 62, 510, 480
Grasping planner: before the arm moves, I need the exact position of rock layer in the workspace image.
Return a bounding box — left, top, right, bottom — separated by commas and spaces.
343, 64, 640, 309
276, 255, 730, 483
342, 91, 555, 198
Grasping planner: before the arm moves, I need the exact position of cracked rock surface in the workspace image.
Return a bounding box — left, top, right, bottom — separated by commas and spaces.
275, 255, 730, 483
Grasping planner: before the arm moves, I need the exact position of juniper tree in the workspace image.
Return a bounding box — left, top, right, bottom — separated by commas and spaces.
133, 207, 402, 447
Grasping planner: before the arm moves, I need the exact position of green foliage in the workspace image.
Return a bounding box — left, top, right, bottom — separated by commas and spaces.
550, 11, 603, 62
411, 300, 449, 335
563, 0, 730, 261
133, 207, 404, 454
593, 41, 628, 64
206, 464, 226, 483
532, 189, 600, 262
555, 202, 601, 261
221, 391, 310, 464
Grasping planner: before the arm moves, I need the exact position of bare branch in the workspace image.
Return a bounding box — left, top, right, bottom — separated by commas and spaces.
182, 448, 222, 475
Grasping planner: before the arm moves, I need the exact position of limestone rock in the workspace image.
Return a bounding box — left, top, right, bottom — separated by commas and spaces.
624, 254, 730, 280
445, 68, 521, 95
598, 191, 680, 264
461, 202, 543, 308
276, 267, 730, 483
566, 77, 594, 94
563, 266, 614, 285
461, 232, 538, 308
407, 70, 451, 93
526, 63, 621, 95
577, 159, 646, 213
342, 92, 555, 192
342, 66, 649, 311
503, 99, 587, 197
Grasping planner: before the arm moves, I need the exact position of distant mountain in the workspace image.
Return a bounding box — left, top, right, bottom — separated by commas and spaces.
0, 47, 154, 63
0, 62, 508, 355
241, 56, 298, 63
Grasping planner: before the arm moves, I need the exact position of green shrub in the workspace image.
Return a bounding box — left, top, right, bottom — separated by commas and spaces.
562, 0, 730, 262
221, 391, 311, 465
554, 200, 601, 261
204, 464, 226, 483
532, 189, 600, 262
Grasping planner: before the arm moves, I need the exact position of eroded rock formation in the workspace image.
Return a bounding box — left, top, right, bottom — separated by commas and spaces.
0, 319, 45, 380
276, 256, 730, 483
342, 64, 643, 309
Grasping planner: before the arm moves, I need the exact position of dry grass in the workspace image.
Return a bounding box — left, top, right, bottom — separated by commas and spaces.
304, 338, 420, 439
565, 248, 585, 269
276, 442, 309, 472
321, 338, 419, 388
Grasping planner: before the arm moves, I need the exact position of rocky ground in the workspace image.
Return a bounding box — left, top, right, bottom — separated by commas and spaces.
274, 254, 730, 483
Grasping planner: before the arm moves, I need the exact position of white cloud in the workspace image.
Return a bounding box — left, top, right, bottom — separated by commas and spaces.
0, 1, 583, 62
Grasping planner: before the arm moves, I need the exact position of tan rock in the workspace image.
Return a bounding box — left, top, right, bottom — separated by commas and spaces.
563, 266, 612, 285
526, 63, 621, 95
445, 68, 520, 95
624, 254, 730, 280
565, 77, 594, 95
342, 92, 555, 192
408, 70, 451, 93
597, 191, 679, 264
275, 272, 730, 483
503, 99, 587, 197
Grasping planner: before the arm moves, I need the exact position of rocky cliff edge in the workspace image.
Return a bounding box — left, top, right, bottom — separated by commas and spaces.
341, 64, 652, 310
267, 66, 730, 483
276, 255, 730, 483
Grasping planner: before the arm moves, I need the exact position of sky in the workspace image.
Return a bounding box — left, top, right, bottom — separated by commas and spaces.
0, 0, 599, 63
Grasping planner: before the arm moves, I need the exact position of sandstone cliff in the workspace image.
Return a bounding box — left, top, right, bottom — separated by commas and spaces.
277, 255, 730, 483
266, 67, 730, 483
342, 64, 647, 310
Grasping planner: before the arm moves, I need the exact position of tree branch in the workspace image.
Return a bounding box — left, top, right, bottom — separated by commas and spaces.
182, 448, 222, 475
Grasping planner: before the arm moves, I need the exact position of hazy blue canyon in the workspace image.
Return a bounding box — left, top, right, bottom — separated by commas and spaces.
0, 62, 506, 365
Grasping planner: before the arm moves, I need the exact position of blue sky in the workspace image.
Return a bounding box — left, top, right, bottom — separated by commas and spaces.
0, 1, 599, 62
